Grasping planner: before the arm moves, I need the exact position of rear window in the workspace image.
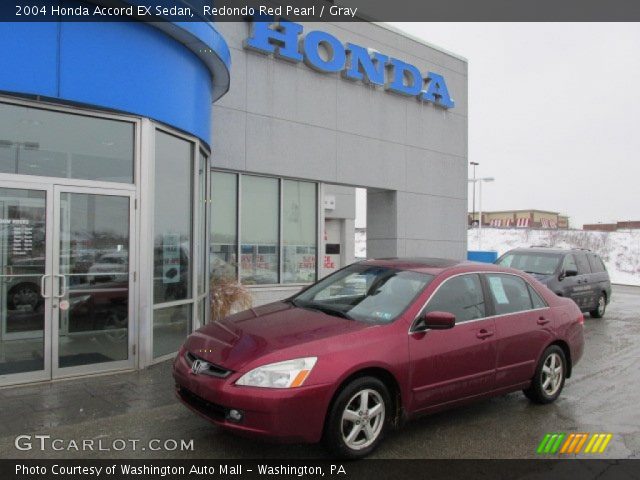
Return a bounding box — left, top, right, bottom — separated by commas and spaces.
587, 253, 607, 273
496, 252, 561, 276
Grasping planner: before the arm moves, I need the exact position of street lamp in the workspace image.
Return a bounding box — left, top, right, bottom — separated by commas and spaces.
468, 177, 494, 249
470, 162, 479, 227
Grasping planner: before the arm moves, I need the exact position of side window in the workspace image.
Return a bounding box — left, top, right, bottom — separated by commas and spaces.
588, 253, 606, 273
486, 274, 533, 315
574, 252, 592, 275
423, 274, 486, 323
562, 254, 578, 272
528, 284, 548, 309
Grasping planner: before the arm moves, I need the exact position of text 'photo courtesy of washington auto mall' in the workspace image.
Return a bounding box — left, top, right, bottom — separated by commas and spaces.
0, 0, 639, 478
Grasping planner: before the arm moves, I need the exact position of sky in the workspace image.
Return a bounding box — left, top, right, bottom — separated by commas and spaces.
355, 23, 640, 229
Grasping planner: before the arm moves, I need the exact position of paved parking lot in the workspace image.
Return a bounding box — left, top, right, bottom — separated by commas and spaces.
0, 285, 638, 459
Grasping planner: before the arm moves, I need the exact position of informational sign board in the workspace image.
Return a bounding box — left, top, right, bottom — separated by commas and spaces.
162, 233, 181, 284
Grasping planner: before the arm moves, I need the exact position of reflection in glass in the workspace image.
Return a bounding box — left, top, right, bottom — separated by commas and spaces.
58, 193, 130, 368
240, 176, 279, 284
153, 131, 193, 304
153, 304, 192, 358
283, 181, 317, 283
197, 153, 207, 295
0, 188, 46, 375
0, 103, 134, 183
210, 172, 237, 281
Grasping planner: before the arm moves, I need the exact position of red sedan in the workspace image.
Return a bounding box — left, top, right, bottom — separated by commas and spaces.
173, 258, 584, 458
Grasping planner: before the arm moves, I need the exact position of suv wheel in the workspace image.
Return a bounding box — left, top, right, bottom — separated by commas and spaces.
323, 376, 391, 458
524, 345, 567, 404
590, 293, 606, 318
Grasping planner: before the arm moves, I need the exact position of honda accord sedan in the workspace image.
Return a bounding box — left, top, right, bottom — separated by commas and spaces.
173, 258, 584, 458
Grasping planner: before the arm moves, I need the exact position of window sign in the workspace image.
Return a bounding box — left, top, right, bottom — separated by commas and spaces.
162, 233, 181, 284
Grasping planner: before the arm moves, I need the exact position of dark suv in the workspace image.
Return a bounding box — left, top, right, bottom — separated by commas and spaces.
495, 247, 611, 318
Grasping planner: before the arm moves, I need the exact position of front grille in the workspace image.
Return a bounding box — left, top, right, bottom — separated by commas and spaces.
178, 387, 227, 420
184, 351, 233, 378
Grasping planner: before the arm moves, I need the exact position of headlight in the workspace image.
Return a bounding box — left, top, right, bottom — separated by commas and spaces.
236, 357, 317, 388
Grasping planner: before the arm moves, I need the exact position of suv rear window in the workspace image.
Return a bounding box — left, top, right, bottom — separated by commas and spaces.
587, 253, 607, 273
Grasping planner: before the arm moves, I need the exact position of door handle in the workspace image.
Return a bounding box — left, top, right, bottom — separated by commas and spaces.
54, 274, 67, 298
476, 329, 494, 339
537, 316, 550, 325
40, 274, 51, 299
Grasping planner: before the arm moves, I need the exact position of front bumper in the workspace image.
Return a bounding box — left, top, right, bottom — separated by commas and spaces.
172, 352, 334, 444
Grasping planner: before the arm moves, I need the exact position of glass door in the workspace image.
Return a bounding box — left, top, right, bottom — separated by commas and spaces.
0, 183, 52, 384
52, 186, 135, 377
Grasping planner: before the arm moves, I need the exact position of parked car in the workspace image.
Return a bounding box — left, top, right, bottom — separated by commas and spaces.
495, 247, 611, 318
173, 258, 584, 458
87, 251, 129, 284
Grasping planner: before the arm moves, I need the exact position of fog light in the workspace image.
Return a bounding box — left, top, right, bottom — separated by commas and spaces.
226, 409, 244, 422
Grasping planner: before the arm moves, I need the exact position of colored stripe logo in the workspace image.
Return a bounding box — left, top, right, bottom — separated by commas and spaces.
537, 433, 612, 454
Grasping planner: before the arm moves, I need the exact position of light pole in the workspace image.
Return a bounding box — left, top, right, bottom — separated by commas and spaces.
468, 177, 495, 249
470, 162, 479, 227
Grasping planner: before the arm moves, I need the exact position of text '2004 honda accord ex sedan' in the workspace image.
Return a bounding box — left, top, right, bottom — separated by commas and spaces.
173, 258, 584, 458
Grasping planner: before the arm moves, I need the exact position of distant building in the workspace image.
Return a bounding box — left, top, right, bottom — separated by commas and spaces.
583, 221, 640, 232
468, 210, 569, 229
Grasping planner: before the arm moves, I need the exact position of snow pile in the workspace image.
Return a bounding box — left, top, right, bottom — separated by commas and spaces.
354, 228, 640, 286
469, 228, 640, 286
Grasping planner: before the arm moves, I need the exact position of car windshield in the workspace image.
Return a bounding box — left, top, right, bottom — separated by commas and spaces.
292, 264, 434, 324
497, 252, 562, 275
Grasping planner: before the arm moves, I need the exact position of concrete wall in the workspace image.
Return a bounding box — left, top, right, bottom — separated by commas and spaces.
212, 21, 468, 290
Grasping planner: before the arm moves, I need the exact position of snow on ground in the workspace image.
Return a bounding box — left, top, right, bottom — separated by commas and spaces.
354, 228, 640, 286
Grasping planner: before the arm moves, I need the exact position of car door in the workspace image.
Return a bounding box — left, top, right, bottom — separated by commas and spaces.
408, 273, 497, 412
485, 273, 554, 390
557, 253, 581, 303
574, 251, 596, 310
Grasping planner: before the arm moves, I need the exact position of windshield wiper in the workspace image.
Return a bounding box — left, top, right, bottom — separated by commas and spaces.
284, 298, 300, 307
301, 303, 354, 320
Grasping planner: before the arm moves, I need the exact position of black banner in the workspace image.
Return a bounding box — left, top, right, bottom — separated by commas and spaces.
2, 460, 640, 480
5, 0, 640, 22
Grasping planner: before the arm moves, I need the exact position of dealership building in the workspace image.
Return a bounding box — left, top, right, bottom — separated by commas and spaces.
0, 10, 467, 386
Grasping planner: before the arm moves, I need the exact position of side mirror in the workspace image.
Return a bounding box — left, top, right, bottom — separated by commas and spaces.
561, 269, 578, 279
414, 311, 455, 332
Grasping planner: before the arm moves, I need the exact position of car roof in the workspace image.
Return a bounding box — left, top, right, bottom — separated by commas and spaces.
361, 257, 500, 275
505, 247, 592, 255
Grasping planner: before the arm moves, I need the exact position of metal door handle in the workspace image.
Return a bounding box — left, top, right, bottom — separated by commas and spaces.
537, 316, 550, 325
40, 274, 51, 299
55, 274, 67, 298
476, 329, 494, 339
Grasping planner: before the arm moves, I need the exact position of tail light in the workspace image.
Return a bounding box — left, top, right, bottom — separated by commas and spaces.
578, 314, 585, 326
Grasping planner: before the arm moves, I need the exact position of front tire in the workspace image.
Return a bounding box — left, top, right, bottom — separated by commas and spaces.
524, 345, 567, 404
590, 293, 606, 318
323, 376, 391, 459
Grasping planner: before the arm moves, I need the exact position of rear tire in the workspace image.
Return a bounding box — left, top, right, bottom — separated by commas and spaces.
590, 293, 606, 318
523, 345, 566, 404
323, 376, 391, 459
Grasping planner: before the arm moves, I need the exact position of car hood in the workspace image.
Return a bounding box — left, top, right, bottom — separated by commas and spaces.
183, 302, 370, 371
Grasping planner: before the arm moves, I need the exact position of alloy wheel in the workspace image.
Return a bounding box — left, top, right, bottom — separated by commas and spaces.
541, 352, 563, 397
341, 388, 385, 450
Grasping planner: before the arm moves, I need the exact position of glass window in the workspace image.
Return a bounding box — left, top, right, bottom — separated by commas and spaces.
282, 180, 317, 283
486, 274, 533, 315
424, 274, 485, 322
240, 176, 279, 285
197, 153, 207, 295
210, 172, 238, 281
294, 264, 433, 324
587, 253, 606, 273
153, 131, 193, 304
497, 252, 562, 275
0, 103, 134, 183
0, 188, 46, 375
528, 284, 547, 309
153, 304, 192, 358
574, 252, 591, 275
562, 254, 578, 272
